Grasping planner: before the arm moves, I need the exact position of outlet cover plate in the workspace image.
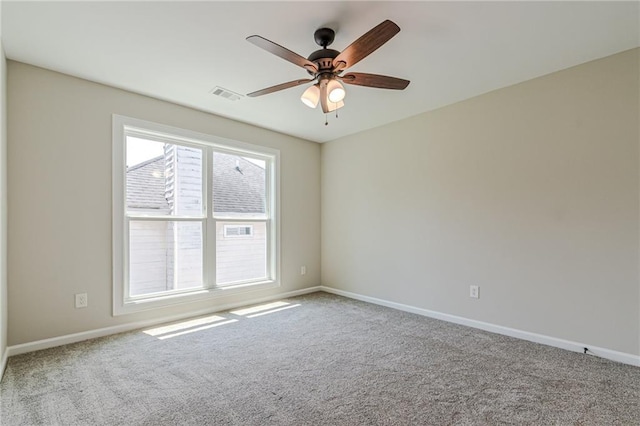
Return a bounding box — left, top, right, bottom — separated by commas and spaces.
469, 285, 479, 299
75, 293, 88, 308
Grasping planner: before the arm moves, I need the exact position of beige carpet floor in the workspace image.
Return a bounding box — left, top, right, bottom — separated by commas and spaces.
1, 292, 638, 425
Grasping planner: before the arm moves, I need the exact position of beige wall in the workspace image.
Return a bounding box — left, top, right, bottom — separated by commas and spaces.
7, 61, 321, 346
322, 49, 640, 356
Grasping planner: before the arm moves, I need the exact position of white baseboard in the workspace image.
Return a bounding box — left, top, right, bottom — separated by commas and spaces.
319, 286, 640, 368
7, 286, 321, 358
0, 346, 7, 381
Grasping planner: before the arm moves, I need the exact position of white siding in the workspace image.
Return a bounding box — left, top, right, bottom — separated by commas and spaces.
216, 221, 267, 284
165, 144, 202, 216
173, 221, 203, 290
129, 221, 169, 296
129, 220, 203, 296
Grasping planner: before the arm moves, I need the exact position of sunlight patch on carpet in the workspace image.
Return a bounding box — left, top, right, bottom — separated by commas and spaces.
230, 301, 292, 316
143, 314, 230, 337
247, 304, 301, 318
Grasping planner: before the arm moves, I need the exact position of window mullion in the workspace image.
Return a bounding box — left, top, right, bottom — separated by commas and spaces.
212, 216, 266, 222
266, 160, 275, 280
126, 215, 204, 222
123, 216, 131, 301
206, 147, 217, 288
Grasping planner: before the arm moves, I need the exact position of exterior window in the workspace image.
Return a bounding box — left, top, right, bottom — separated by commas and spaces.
113, 116, 279, 315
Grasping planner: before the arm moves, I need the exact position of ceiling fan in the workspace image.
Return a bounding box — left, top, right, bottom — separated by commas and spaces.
246, 20, 410, 114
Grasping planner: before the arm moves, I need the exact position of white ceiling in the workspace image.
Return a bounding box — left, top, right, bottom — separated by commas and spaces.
2, 1, 639, 143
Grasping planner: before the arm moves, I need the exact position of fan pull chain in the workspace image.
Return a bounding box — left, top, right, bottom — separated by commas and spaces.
325, 114, 328, 126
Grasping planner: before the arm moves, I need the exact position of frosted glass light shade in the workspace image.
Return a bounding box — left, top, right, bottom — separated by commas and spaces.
327, 100, 345, 112
327, 79, 346, 103
301, 84, 320, 108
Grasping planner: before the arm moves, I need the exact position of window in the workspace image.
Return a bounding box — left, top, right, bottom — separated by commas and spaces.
113, 115, 279, 315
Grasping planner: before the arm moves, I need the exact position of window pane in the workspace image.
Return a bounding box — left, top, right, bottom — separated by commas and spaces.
212, 152, 266, 218
129, 221, 203, 297
127, 137, 203, 216
216, 221, 267, 285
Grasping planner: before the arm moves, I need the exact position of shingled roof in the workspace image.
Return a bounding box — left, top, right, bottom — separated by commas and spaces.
126, 156, 171, 214
213, 152, 265, 214
126, 152, 265, 214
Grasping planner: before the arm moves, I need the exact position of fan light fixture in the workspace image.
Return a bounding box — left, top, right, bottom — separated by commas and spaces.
301, 84, 320, 108
301, 78, 346, 109
327, 79, 346, 103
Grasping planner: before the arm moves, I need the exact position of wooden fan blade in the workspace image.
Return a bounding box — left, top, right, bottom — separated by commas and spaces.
332, 20, 400, 71
340, 73, 410, 90
320, 80, 329, 113
247, 79, 314, 97
247, 35, 318, 73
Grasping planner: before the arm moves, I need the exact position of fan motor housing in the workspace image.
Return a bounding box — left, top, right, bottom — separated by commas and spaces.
308, 27, 339, 75
308, 48, 340, 73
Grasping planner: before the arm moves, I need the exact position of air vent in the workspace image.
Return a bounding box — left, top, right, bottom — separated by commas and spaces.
210, 86, 243, 101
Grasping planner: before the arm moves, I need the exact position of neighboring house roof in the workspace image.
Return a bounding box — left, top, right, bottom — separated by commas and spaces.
126, 151, 265, 214
126, 156, 171, 214
213, 152, 265, 214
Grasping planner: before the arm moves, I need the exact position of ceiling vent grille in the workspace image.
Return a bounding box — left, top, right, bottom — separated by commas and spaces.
210, 86, 243, 101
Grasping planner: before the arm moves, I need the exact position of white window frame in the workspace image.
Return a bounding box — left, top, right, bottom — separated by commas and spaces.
113, 115, 280, 315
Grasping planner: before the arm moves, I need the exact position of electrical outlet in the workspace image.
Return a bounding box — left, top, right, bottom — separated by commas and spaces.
75, 293, 88, 308
300, 266, 307, 276
469, 286, 479, 299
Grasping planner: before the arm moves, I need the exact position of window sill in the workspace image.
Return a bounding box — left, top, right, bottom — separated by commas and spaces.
113, 280, 280, 316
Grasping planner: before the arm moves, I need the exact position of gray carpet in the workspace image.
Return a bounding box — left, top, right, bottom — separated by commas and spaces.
1, 292, 638, 425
